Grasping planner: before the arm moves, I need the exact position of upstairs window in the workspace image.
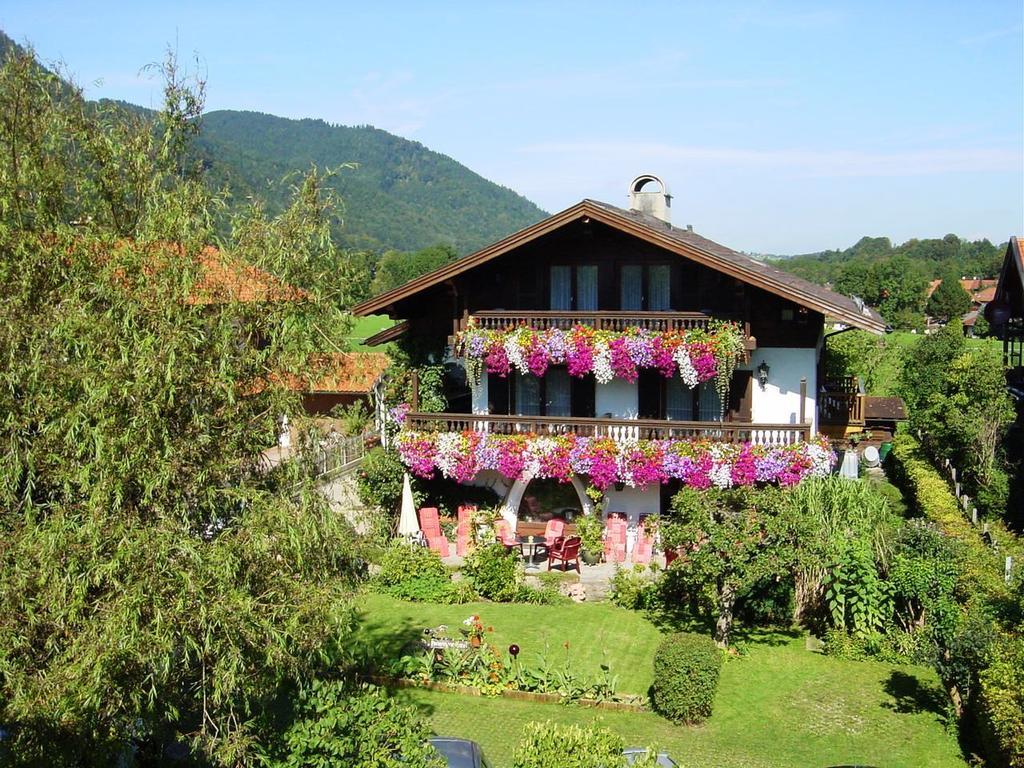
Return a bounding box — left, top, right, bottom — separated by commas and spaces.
620, 264, 672, 310
550, 265, 598, 311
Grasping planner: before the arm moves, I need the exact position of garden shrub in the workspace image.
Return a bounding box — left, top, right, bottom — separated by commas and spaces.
373, 541, 470, 603
515, 583, 569, 605
650, 632, 722, 724
463, 543, 522, 602
512, 720, 625, 768
355, 447, 421, 539
736, 576, 796, 627
976, 636, 1024, 768
275, 680, 443, 767
610, 565, 661, 611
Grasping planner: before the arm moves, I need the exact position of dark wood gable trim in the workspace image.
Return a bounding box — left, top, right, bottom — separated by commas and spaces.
353, 201, 886, 333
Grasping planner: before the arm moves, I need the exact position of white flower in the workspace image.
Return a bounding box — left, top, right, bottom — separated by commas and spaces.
675, 346, 699, 388
435, 432, 462, 478
504, 333, 529, 375
710, 461, 733, 488
593, 340, 613, 384
806, 443, 834, 476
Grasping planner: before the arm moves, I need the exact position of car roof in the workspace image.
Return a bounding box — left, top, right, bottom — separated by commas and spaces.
430, 737, 481, 767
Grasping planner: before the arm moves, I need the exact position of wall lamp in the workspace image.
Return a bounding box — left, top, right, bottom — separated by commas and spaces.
756, 360, 770, 390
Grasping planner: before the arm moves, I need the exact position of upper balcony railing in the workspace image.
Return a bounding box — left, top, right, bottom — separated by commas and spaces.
403, 411, 810, 447
455, 310, 744, 335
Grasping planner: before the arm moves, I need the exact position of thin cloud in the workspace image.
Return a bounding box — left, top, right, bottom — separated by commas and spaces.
517, 141, 1021, 177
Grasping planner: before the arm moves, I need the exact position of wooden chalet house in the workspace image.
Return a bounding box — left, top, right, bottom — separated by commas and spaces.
984, 236, 1024, 400
354, 175, 885, 530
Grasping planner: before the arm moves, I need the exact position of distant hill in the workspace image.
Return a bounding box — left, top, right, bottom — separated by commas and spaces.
0, 29, 547, 254
767, 234, 1005, 286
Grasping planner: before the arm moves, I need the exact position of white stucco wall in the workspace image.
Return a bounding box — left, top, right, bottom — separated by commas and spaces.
595, 379, 638, 419
471, 377, 488, 414
747, 347, 817, 433
601, 484, 660, 525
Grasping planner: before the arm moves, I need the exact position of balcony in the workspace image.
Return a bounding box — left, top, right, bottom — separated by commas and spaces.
455, 310, 751, 337
818, 376, 864, 427
403, 411, 811, 447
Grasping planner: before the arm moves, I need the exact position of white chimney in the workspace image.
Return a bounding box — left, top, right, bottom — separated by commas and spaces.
628, 174, 672, 224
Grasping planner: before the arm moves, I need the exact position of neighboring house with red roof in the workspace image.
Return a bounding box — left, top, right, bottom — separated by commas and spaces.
926, 276, 999, 333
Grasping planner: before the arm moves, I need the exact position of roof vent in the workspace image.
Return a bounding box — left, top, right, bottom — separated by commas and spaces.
628, 174, 671, 224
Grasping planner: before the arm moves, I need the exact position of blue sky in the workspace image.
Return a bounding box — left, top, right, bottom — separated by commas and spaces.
2, 1, 1022, 253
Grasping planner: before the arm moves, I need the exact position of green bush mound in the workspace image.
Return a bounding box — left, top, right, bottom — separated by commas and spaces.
373, 541, 474, 603
650, 633, 722, 724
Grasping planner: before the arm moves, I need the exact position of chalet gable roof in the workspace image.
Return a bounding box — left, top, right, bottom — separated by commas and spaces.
986, 236, 1024, 317
353, 199, 886, 333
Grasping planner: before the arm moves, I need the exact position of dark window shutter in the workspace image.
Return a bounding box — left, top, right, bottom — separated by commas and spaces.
727, 370, 753, 422
488, 373, 511, 415
570, 376, 596, 417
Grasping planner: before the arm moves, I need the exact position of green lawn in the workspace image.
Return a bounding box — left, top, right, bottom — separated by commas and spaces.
349, 314, 396, 350
357, 593, 662, 695
359, 594, 966, 768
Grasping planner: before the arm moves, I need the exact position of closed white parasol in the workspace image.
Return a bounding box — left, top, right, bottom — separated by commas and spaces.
396, 472, 421, 541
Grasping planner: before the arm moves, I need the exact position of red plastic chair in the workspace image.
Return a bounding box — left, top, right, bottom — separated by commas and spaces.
418, 507, 450, 557
603, 517, 627, 564
547, 536, 582, 572
493, 519, 521, 552
633, 518, 653, 564
456, 505, 476, 556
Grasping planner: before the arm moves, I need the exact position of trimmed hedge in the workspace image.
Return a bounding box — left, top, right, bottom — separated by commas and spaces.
887, 434, 1016, 602
889, 433, 1024, 767
651, 632, 722, 724
977, 637, 1024, 768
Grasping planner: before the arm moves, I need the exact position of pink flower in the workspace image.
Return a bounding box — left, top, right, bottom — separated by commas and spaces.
609, 337, 638, 382
485, 343, 511, 377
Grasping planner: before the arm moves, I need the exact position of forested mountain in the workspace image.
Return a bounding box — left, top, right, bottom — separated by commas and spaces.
192, 111, 546, 253
0, 30, 546, 255
765, 234, 1007, 329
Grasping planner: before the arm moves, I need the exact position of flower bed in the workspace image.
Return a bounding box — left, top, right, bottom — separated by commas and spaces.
397, 430, 835, 490
455, 321, 747, 400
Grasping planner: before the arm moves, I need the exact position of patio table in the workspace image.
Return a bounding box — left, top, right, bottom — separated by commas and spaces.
517, 536, 545, 568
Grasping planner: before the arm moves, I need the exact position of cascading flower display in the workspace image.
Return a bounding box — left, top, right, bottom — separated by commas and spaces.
455, 322, 747, 400
397, 430, 835, 491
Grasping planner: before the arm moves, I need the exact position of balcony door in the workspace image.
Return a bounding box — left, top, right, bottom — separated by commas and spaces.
489, 368, 594, 417
638, 369, 752, 422
550, 265, 598, 311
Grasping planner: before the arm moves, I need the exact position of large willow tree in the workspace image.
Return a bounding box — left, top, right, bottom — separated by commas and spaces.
0, 48, 363, 765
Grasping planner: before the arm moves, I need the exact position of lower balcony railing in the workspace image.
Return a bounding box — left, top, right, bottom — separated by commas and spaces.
403, 412, 810, 446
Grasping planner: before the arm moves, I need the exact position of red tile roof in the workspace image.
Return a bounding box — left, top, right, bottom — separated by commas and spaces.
289, 352, 390, 394
189, 246, 301, 305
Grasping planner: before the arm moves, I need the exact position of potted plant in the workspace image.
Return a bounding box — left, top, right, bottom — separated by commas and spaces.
575, 514, 604, 565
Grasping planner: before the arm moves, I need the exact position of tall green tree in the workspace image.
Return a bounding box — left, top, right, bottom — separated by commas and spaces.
663, 486, 812, 648
926, 271, 972, 322
370, 243, 458, 296
0, 47, 362, 765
